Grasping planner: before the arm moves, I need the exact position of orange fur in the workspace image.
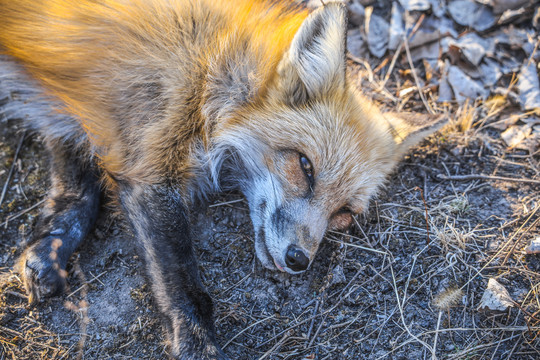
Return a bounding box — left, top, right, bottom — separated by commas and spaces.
0, 0, 308, 183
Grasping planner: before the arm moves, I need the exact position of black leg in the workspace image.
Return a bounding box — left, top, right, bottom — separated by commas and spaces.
19, 140, 101, 304
119, 183, 227, 360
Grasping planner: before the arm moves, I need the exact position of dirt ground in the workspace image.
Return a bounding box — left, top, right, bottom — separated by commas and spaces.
1, 5, 540, 360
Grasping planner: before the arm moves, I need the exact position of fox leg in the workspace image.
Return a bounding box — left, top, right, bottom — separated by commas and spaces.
119, 183, 227, 360
20, 140, 101, 304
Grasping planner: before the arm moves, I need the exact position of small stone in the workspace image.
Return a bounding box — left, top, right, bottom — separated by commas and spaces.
478, 278, 514, 311
525, 237, 540, 254
501, 124, 532, 148
331, 265, 346, 285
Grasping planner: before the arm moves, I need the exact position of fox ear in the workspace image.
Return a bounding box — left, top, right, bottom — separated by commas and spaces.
385, 112, 448, 156
276, 3, 347, 104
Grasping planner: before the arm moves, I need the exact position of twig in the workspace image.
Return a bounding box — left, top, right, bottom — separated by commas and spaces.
503, 216, 540, 266
223, 314, 275, 349
258, 269, 363, 349
422, 326, 540, 334
438, 173, 540, 185
4, 290, 27, 300
258, 330, 293, 360
0, 132, 25, 206
389, 263, 435, 356
347, 53, 374, 83
326, 237, 388, 255
379, 13, 425, 90
403, 36, 434, 114
432, 311, 443, 360
307, 310, 326, 349
414, 186, 430, 244
446, 334, 521, 360
222, 271, 252, 294
0, 325, 60, 352
305, 300, 319, 343
379, 42, 403, 90
208, 198, 244, 208
66, 270, 108, 298
1, 199, 46, 228
461, 205, 539, 290
117, 338, 135, 350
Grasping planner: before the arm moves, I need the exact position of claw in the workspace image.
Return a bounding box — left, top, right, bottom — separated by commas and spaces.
20, 246, 68, 305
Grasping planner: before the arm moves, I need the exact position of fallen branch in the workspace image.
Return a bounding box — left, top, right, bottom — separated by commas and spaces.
438, 174, 540, 185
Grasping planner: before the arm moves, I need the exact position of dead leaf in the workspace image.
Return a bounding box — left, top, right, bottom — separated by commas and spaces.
489, 114, 520, 130
389, 2, 404, 51
498, 7, 527, 25
520, 125, 540, 150
447, 65, 488, 102
438, 60, 454, 102
398, 0, 431, 11
480, 58, 503, 87
493, 26, 536, 55
478, 278, 514, 311
517, 61, 540, 111
410, 41, 440, 61
348, 29, 369, 59
501, 124, 532, 148
448, 0, 496, 32
330, 265, 346, 285
448, 33, 494, 66
365, 8, 389, 58
348, 1, 365, 27
499, 55, 522, 75
486, 0, 532, 15
428, 0, 445, 17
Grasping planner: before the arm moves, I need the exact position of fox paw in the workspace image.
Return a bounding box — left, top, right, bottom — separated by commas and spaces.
20, 241, 68, 304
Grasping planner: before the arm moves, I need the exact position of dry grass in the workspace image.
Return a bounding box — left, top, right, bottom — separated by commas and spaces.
0, 272, 70, 359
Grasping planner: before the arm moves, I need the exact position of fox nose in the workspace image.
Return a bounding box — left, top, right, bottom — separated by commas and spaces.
285, 245, 309, 271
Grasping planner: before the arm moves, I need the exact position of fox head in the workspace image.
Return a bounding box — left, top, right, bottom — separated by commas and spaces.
207, 3, 445, 273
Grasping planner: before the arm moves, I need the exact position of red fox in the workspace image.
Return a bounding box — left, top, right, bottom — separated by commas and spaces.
0, 0, 445, 358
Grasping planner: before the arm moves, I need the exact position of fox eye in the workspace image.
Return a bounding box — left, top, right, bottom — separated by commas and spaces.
299, 153, 314, 187
338, 206, 351, 214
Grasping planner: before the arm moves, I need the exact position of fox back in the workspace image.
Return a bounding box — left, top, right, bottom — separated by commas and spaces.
0, 0, 309, 181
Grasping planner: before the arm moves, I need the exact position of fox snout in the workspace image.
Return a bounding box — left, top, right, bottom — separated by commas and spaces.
251, 197, 327, 274
269, 206, 314, 272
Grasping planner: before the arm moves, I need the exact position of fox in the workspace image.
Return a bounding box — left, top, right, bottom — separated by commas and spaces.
0, 0, 445, 358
